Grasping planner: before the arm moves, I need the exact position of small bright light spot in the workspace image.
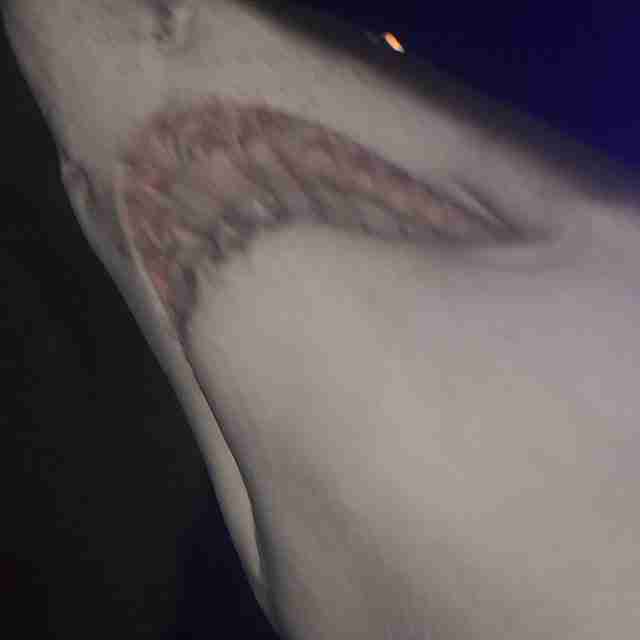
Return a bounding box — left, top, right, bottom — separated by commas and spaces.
382, 32, 405, 53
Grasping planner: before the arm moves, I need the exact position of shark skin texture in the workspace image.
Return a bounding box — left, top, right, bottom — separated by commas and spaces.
4, 1, 640, 638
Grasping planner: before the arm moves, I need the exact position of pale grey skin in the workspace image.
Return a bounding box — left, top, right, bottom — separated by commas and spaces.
4, 1, 640, 638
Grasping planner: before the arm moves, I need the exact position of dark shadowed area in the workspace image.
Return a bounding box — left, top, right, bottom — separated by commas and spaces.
306, 1, 640, 170
3, 1, 638, 638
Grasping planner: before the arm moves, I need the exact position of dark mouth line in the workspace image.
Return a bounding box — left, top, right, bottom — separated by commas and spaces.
114, 95, 530, 331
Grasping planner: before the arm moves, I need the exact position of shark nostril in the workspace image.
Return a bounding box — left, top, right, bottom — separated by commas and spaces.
59, 151, 93, 212
149, 0, 197, 49
59, 149, 80, 184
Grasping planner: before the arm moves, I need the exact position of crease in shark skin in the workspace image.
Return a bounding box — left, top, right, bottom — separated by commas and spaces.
113, 94, 545, 338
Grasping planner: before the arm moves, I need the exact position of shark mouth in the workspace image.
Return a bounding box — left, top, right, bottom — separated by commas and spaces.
114, 95, 527, 335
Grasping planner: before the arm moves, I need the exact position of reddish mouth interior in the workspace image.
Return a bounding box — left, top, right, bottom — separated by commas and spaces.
115, 96, 523, 328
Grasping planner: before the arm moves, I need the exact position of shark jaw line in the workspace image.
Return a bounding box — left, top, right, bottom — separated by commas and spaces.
113, 94, 534, 336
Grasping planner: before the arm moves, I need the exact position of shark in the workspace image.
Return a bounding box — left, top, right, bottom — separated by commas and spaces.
4, 1, 640, 637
